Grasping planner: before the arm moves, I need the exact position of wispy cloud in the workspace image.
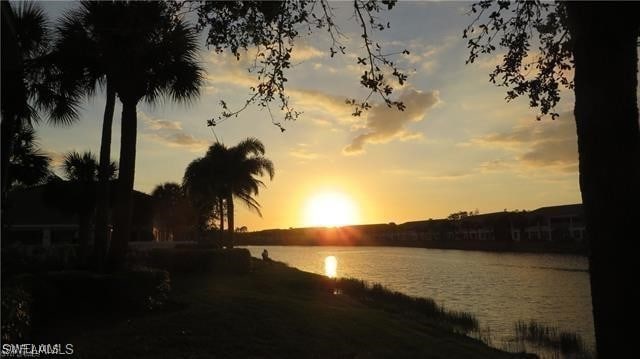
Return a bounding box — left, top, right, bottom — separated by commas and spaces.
419, 172, 473, 181
140, 111, 209, 153
205, 49, 260, 89
291, 43, 324, 63
393, 34, 460, 75
289, 148, 321, 160
472, 111, 578, 173
288, 88, 356, 124
143, 116, 182, 131
343, 89, 441, 154
205, 43, 324, 89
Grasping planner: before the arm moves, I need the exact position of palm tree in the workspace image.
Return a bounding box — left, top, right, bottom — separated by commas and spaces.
223, 138, 275, 246
183, 156, 224, 240
151, 182, 196, 242
52, 1, 121, 263
45, 151, 116, 261
1, 1, 80, 202
183, 138, 274, 247
1, 2, 81, 241
85, 2, 204, 267
7, 125, 53, 190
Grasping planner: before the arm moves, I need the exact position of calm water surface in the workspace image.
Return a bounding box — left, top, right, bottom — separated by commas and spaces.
244, 245, 594, 352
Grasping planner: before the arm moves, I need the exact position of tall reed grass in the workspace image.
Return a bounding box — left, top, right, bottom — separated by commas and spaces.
335, 277, 479, 333
509, 320, 593, 359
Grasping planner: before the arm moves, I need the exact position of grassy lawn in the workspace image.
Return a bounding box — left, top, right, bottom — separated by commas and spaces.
35, 259, 519, 358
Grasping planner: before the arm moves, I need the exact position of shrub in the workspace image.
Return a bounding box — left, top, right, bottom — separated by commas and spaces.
1, 245, 79, 275
1, 285, 33, 343
3, 268, 172, 329
110, 267, 171, 311
31, 271, 110, 320
148, 248, 251, 274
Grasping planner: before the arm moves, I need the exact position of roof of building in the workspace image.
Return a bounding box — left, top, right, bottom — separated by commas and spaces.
5, 186, 77, 226
530, 204, 583, 218
4, 184, 153, 227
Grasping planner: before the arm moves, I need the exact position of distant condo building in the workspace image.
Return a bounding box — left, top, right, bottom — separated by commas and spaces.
400, 204, 585, 243
244, 204, 587, 246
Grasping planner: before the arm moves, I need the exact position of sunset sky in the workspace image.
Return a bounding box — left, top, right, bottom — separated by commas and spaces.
36, 1, 582, 231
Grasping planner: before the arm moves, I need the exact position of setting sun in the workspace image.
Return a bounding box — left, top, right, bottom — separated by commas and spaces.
304, 191, 359, 227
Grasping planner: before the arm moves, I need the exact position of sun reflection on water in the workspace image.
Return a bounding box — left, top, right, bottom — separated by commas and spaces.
324, 256, 338, 278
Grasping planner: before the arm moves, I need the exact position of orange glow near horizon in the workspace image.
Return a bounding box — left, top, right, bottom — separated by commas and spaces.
303, 191, 360, 227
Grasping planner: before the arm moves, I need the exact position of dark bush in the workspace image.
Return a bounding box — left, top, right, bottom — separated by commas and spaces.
31, 271, 110, 320
109, 266, 171, 311
3, 267, 171, 331
1, 285, 33, 343
147, 248, 251, 274
1, 245, 79, 275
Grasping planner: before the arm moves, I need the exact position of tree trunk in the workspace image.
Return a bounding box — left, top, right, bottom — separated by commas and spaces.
226, 193, 234, 248
93, 82, 116, 266
218, 197, 224, 236
566, 3, 640, 357
107, 99, 138, 269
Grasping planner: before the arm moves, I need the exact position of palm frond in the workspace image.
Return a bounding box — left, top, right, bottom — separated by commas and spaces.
8, 125, 52, 188
234, 190, 263, 217
14, 2, 49, 58
62, 150, 99, 182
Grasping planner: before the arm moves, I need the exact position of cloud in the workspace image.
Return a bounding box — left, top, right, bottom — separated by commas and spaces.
477, 159, 513, 172
419, 172, 473, 181
289, 143, 324, 161
312, 62, 339, 74
140, 111, 209, 153
142, 114, 182, 131
205, 49, 260, 89
291, 44, 324, 62
473, 111, 579, 172
205, 43, 323, 90
342, 89, 441, 154
393, 34, 459, 75
143, 133, 209, 152
288, 88, 356, 124
289, 148, 321, 160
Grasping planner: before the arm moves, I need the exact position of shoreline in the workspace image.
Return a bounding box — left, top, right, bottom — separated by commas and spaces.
237, 238, 588, 256
28, 258, 521, 358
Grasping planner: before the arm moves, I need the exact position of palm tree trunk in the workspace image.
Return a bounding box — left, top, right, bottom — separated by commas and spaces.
107, 99, 138, 269
566, 3, 639, 357
93, 82, 115, 266
218, 197, 224, 234
226, 193, 234, 248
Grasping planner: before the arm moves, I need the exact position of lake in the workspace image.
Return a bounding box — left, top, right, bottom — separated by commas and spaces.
243, 245, 595, 353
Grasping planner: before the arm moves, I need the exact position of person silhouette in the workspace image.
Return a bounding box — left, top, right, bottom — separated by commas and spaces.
262, 249, 270, 262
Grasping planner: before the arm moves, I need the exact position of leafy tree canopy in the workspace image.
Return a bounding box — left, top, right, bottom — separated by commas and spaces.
463, 0, 574, 119
188, 0, 409, 130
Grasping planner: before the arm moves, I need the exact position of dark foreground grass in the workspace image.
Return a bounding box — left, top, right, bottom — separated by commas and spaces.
34, 259, 523, 359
